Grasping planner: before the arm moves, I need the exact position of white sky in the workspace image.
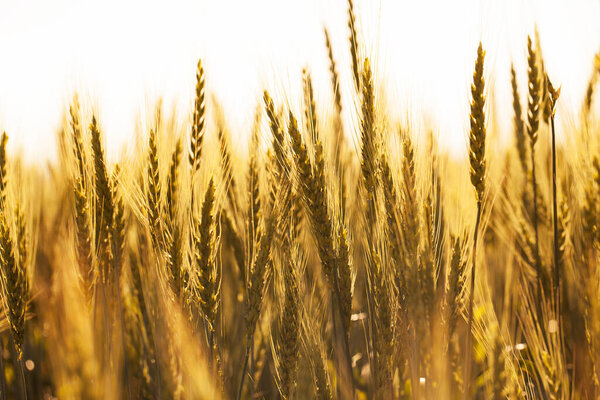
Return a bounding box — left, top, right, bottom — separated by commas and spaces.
0, 0, 599, 162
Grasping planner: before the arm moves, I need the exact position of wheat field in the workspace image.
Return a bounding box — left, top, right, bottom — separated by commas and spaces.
0, 2, 599, 399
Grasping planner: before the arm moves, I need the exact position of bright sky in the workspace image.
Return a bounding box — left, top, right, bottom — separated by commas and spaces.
0, 0, 599, 162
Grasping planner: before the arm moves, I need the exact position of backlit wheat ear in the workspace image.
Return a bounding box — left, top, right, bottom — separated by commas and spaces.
189, 58, 206, 175
288, 110, 354, 394
165, 140, 184, 297
194, 178, 218, 332
324, 27, 346, 174
0, 139, 28, 400
263, 90, 288, 178
110, 166, 126, 266
147, 128, 162, 245
527, 35, 542, 281
0, 213, 28, 360
70, 106, 93, 294
218, 126, 238, 215
446, 236, 466, 340
380, 152, 401, 266
337, 226, 352, 339
464, 41, 487, 399
401, 134, 419, 266
583, 59, 599, 116
90, 116, 114, 280
370, 251, 394, 398
166, 139, 182, 223
302, 68, 318, 149
288, 112, 335, 285
276, 237, 301, 400
511, 64, 528, 175
347, 0, 361, 90
0, 140, 28, 370
246, 112, 261, 267
360, 58, 377, 197
0, 133, 7, 206
245, 210, 276, 339
324, 28, 342, 114
582, 164, 599, 249
468, 42, 486, 205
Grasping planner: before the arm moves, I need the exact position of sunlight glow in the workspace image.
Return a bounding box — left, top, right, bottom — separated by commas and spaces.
0, 0, 598, 161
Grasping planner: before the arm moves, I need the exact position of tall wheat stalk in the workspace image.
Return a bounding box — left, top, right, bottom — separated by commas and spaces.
464, 42, 486, 399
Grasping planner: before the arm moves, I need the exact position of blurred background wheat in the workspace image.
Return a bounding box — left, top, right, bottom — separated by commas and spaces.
0, 0, 598, 399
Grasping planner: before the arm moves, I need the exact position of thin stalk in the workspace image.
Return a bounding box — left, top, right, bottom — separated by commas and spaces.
114, 268, 132, 400
0, 335, 6, 400
463, 201, 482, 399
550, 115, 560, 317
236, 341, 250, 400
250, 340, 254, 399
17, 357, 26, 400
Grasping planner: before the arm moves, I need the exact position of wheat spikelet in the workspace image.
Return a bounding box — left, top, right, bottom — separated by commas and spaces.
110, 166, 126, 268
14, 205, 27, 286
245, 210, 275, 339
337, 226, 352, 338
90, 116, 114, 281
583, 62, 598, 116
263, 90, 288, 177
302, 69, 318, 150
217, 126, 238, 214
193, 179, 218, 332
0, 213, 28, 360
147, 128, 162, 246
69, 107, 94, 295
582, 163, 599, 251
347, 0, 361, 90
305, 321, 334, 400
324, 28, 342, 114
246, 115, 261, 267
166, 139, 182, 224
288, 112, 336, 285
401, 134, 419, 269
189, 58, 206, 175
468, 43, 487, 205
380, 153, 401, 267
526, 36, 542, 277
446, 237, 466, 340
360, 58, 377, 200
275, 238, 301, 400
0, 133, 7, 207
323, 27, 345, 174
511, 64, 528, 175
489, 332, 507, 400
370, 251, 394, 399
163, 140, 184, 298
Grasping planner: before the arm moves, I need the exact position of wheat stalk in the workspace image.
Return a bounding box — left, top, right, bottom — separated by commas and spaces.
464, 41, 486, 399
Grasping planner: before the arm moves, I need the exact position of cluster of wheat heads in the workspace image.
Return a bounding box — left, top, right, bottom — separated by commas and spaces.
1, 4, 600, 400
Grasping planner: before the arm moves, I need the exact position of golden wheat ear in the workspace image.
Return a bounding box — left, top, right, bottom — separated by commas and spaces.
511, 64, 528, 175
526, 35, 543, 286
189, 58, 206, 175
146, 128, 162, 246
